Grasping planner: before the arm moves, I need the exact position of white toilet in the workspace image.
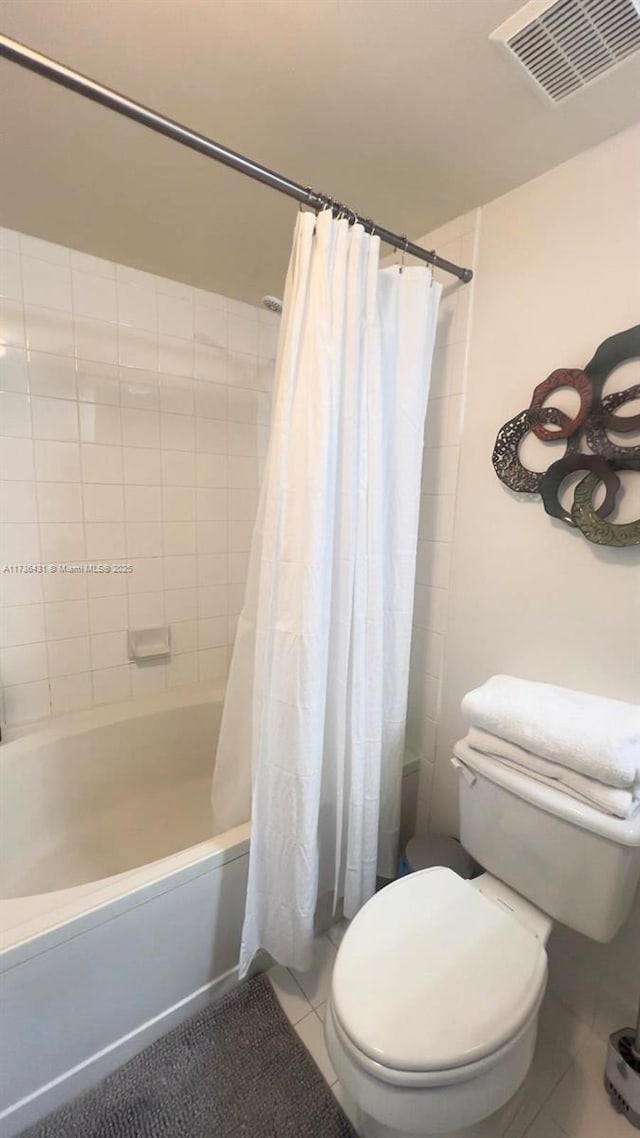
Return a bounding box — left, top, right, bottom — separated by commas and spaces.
325, 749, 640, 1138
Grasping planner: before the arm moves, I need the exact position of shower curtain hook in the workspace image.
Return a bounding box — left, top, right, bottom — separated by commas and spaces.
400, 235, 409, 274
430, 249, 437, 287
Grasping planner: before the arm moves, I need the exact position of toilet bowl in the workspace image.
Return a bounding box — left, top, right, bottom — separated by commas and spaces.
324, 867, 550, 1138
325, 749, 640, 1137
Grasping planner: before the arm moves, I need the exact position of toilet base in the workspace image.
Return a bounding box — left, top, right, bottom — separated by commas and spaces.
325, 998, 541, 1138
336, 1086, 519, 1138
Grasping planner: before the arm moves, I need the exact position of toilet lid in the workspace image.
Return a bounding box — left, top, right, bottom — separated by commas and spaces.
331, 867, 547, 1074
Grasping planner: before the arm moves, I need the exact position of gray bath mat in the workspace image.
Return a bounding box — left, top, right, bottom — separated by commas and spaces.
21, 973, 356, 1137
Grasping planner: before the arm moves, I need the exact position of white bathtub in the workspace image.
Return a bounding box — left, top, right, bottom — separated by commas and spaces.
0, 683, 250, 1138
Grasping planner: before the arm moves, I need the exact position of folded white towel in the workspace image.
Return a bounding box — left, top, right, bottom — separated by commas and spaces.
462, 729, 640, 819
461, 676, 640, 790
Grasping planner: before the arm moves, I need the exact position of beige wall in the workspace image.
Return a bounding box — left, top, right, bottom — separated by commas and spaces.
429, 123, 640, 1038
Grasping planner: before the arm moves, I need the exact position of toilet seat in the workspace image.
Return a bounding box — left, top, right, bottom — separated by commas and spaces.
331, 867, 547, 1083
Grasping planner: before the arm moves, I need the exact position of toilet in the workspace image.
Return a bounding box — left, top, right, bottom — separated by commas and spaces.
325, 749, 640, 1138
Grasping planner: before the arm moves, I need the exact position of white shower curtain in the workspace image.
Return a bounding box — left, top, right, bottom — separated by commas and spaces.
212, 209, 441, 973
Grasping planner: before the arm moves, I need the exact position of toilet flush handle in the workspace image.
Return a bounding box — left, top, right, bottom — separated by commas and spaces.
451, 756, 477, 787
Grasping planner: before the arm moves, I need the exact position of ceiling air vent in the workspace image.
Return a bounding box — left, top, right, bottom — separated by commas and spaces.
490, 0, 640, 104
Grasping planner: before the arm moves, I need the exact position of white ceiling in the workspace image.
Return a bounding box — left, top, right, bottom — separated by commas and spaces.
1, 0, 639, 303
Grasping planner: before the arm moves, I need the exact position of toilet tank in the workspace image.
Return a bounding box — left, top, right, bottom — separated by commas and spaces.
454, 750, 640, 942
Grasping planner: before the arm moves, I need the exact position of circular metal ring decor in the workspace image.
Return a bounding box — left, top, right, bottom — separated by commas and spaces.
492, 325, 640, 549
572, 457, 640, 548
491, 406, 580, 494
585, 384, 640, 458
583, 324, 640, 396
528, 369, 593, 441
539, 454, 620, 527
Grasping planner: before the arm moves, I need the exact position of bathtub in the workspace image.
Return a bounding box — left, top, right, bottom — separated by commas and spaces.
0, 683, 250, 1138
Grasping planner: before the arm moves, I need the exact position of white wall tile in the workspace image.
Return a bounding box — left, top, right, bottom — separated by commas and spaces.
118, 327, 157, 371
121, 407, 160, 449
127, 557, 163, 594
123, 446, 161, 485
170, 617, 198, 652
158, 293, 193, 340
21, 258, 72, 311
1, 226, 267, 726
88, 594, 128, 635
161, 449, 195, 486
194, 303, 227, 347
76, 361, 120, 406
197, 585, 227, 618
0, 641, 48, 685
0, 436, 34, 481
85, 521, 126, 560
160, 412, 195, 452
0, 299, 26, 348
50, 672, 93, 715
1, 522, 39, 560
163, 521, 196, 556
25, 305, 74, 355
197, 553, 227, 586
74, 316, 118, 364
196, 418, 227, 454
45, 599, 89, 640
131, 659, 166, 696
28, 351, 77, 399
93, 663, 131, 704
0, 480, 37, 523
86, 561, 127, 598
0, 250, 22, 301
194, 381, 226, 420
165, 587, 197, 622
228, 488, 258, 520
166, 651, 198, 687
82, 484, 124, 522
3, 679, 50, 724
0, 346, 29, 393
159, 375, 194, 415
90, 630, 129, 670
81, 443, 123, 484
125, 521, 162, 558
48, 636, 91, 678
158, 334, 193, 377
35, 440, 81, 482
1, 602, 46, 646
1, 391, 31, 437
72, 271, 117, 323
42, 565, 87, 602
79, 402, 122, 445
198, 645, 227, 681
194, 343, 227, 382
129, 590, 164, 628
162, 486, 195, 521
31, 396, 78, 441
124, 485, 162, 522
163, 556, 197, 591
196, 488, 227, 520
196, 521, 226, 554
119, 368, 158, 410
117, 282, 157, 331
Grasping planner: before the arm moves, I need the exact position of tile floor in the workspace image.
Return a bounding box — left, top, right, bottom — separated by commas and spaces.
268, 926, 634, 1138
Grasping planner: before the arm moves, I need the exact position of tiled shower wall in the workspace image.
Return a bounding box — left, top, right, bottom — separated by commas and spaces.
0, 227, 278, 728
402, 209, 479, 835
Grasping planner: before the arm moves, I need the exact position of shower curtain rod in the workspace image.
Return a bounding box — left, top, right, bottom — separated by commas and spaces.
0, 34, 473, 284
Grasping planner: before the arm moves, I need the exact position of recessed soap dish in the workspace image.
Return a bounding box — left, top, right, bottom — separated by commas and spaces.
127, 627, 171, 662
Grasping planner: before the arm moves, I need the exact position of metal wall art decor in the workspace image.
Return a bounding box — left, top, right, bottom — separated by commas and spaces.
492, 325, 640, 548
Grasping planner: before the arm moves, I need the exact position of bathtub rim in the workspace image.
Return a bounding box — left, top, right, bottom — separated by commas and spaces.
0, 681, 247, 962
1, 823, 250, 967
